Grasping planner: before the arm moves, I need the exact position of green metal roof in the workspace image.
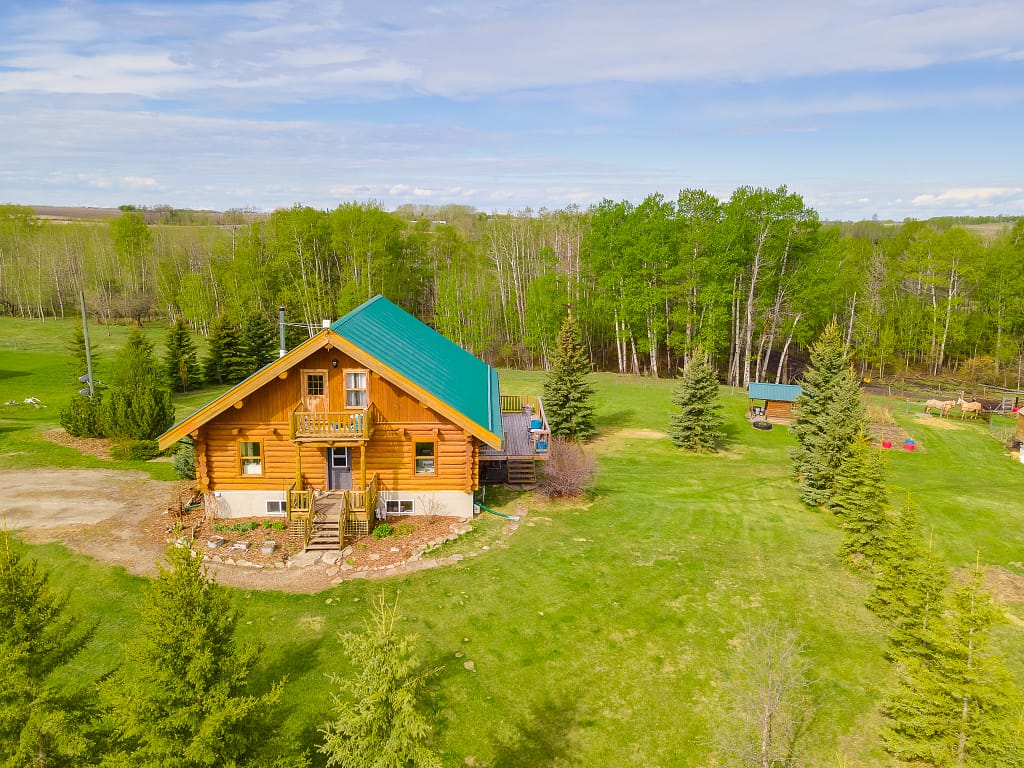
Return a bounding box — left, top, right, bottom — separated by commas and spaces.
748, 382, 802, 402
331, 296, 503, 444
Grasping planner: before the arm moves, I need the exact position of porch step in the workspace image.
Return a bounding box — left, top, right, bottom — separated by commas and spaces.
507, 459, 537, 485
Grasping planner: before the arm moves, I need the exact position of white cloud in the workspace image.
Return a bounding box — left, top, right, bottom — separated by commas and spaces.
3, 0, 1023, 101
912, 187, 1024, 205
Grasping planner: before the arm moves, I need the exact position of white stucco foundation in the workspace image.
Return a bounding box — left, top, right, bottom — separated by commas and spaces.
207, 490, 287, 519
377, 490, 475, 521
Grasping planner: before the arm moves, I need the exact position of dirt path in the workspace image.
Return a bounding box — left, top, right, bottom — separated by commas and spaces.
0, 469, 336, 592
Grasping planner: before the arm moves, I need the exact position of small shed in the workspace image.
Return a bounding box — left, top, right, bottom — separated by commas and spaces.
748, 382, 802, 424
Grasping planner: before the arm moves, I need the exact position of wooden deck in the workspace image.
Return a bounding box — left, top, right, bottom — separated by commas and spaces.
480, 395, 550, 460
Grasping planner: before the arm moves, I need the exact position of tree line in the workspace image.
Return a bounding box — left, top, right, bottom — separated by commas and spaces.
2, 197, 1022, 386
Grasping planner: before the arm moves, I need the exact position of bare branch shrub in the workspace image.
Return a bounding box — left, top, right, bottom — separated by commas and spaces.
537, 436, 596, 499
714, 619, 812, 768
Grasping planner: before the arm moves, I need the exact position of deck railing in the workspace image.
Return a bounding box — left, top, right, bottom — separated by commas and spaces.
339, 474, 379, 546
286, 482, 315, 546
500, 394, 524, 412
290, 405, 374, 442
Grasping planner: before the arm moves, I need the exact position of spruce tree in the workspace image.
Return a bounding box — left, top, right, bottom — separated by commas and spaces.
204, 314, 244, 385
163, 319, 202, 393
669, 349, 726, 452
102, 546, 304, 768
238, 310, 278, 377
543, 314, 596, 442
867, 495, 947, 634
789, 322, 867, 507
882, 564, 1024, 766
831, 433, 891, 568
319, 595, 442, 768
0, 531, 99, 766
103, 327, 174, 441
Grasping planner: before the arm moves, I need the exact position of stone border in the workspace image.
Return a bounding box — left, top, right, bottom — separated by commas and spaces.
200, 514, 523, 584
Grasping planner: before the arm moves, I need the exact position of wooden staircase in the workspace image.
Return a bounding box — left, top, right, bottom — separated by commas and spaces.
305, 497, 342, 551
507, 458, 537, 486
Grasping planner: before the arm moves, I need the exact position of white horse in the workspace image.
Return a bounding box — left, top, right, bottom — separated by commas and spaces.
924, 398, 956, 417
956, 394, 983, 419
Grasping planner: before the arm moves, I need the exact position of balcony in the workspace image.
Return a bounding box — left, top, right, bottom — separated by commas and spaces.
289, 405, 375, 444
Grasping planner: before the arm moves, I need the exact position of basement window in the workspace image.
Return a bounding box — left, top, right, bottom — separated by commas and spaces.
266, 499, 287, 515
384, 499, 414, 517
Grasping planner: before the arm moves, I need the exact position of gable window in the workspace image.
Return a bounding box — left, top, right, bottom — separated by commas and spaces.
239, 441, 263, 476
345, 370, 368, 408
414, 441, 436, 474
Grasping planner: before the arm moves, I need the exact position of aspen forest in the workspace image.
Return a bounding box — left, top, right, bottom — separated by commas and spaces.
1, 191, 1022, 387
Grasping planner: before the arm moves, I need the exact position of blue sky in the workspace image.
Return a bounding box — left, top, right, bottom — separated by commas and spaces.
2, 0, 1023, 220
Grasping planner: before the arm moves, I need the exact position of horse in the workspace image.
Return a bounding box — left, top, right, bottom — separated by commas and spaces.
956, 394, 983, 419
924, 398, 956, 417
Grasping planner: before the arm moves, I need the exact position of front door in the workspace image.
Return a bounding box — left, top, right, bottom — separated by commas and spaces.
327, 448, 352, 490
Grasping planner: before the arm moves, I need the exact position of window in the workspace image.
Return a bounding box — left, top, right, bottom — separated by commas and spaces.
305, 372, 325, 397
414, 441, 436, 474
239, 441, 262, 475
330, 448, 349, 468
345, 370, 368, 408
384, 499, 414, 516
266, 499, 286, 515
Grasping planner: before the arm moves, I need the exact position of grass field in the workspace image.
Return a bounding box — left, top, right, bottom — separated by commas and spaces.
3, 320, 1024, 766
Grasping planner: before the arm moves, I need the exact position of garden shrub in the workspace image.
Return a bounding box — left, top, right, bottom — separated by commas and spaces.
110, 438, 160, 461
372, 523, 394, 539
394, 521, 415, 536
537, 436, 596, 499
58, 393, 104, 438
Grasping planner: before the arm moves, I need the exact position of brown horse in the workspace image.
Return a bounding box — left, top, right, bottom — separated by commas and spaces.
924, 398, 956, 417
956, 394, 983, 419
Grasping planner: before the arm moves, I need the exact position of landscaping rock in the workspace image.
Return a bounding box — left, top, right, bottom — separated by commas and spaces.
321, 550, 342, 565
287, 550, 322, 568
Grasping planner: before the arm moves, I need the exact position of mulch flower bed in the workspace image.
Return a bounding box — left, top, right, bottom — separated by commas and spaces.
150, 492, 465, 571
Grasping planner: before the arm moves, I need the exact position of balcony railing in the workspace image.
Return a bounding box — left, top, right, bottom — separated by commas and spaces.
290, 405, 374, 442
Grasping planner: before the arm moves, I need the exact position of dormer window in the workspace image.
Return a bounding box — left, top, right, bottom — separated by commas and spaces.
345, 370, 368, 408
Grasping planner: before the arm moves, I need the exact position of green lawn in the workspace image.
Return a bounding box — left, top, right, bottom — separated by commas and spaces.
3, 322, 1024, 765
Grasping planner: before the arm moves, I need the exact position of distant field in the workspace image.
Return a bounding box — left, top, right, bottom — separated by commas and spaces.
23, 204, 269, 225
3, 319, 1024, 766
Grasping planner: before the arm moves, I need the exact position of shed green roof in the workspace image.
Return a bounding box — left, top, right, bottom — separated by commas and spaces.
331, 296, 502, 444
748, 382, 802, 402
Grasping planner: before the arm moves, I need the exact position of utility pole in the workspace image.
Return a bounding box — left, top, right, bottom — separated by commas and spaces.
79, 291, 95, 398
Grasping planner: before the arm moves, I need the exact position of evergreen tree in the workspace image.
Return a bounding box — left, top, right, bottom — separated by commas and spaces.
542, 314, 597, 441
319, 595, 442, 768
830, 433, 891, 567
58, 390, 105, 438
163, 319, 202, 393
101, 546, 304, 768
204, 314, 245, 385
668, 348, 726, 452
238, 310, 278, 377
789, 322, 867, 507
103, 328, 174, 441
0, 531, 99, 767
867, 495, 947, 635
172, 438, 196, 480
883, 564, 1024, 766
